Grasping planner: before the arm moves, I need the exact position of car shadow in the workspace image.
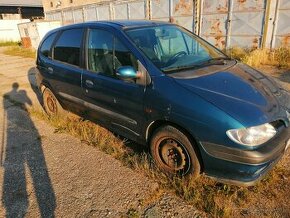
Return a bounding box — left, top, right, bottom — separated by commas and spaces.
28, 67, 43, 106
1, 83, 56, 217
27, 67, 149, 166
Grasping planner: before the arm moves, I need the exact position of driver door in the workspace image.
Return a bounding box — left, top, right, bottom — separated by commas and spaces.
81, 28, 146, 140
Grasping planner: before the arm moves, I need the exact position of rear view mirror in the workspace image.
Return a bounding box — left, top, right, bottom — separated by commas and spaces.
155, 28, 177, 40
116, 66, 139, 79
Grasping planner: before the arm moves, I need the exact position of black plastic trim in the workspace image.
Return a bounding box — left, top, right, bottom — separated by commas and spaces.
201, 126, 290, 165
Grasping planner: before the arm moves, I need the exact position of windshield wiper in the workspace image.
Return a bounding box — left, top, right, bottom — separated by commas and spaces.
162, 64, 198, 73
199, 57, 232, 67
162, 57, 232, 73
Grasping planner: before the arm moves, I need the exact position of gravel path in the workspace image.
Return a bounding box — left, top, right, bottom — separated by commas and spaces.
0, 51, 203, 217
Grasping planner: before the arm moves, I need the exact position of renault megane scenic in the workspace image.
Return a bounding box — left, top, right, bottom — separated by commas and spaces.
36, 20, 290, 186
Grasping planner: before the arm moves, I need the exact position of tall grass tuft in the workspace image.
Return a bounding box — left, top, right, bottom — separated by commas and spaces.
0, 40, 21, 47
3, 46, 36, 59
226, 47, 290, 69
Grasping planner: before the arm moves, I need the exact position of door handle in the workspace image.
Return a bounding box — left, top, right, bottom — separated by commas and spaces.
85, 79, 94, 87
47, 67, 53, 74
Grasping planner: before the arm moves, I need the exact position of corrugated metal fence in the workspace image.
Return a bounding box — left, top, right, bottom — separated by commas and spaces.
45, 0, 290, 49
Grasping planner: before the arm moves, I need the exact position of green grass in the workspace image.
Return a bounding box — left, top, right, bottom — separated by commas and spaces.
226, 47, 290, 69
3, 46, 36, 59
0, 40, 21, 47
28, 109, 290, 217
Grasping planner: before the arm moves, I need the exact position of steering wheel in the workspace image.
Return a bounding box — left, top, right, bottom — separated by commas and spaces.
165, 51, 187, 66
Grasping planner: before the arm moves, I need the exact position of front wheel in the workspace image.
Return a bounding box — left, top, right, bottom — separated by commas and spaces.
150, 125, 201, 178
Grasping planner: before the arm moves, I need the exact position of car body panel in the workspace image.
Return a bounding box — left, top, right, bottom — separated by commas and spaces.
173, 63, 288, 127
81, 69, 146, 140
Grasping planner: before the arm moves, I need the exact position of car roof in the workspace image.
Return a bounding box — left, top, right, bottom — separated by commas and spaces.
99, 20, 170, 28
48, 20, 172, 34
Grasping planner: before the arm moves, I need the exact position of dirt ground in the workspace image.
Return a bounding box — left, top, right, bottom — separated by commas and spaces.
0, 50, 204, 217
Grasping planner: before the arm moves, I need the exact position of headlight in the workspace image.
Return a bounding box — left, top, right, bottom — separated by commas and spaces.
226, 123, 277, 146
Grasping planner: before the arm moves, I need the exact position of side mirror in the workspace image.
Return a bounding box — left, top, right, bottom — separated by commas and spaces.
116, 66, 139, 79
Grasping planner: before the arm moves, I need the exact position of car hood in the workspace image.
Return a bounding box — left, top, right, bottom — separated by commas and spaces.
173, 63, 290, 126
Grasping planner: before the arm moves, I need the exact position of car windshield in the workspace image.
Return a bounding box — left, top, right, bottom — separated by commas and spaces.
126, 25, 227, 73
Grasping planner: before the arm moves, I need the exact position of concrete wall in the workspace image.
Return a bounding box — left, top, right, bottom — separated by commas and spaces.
44, 0, 290, 49
42, 0, 107, 12
0, 19, 30, 41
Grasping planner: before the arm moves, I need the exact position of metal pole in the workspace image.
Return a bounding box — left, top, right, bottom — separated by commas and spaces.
169, 0, 173, 22
95, 4, 99, 21
225, 0, 233, 50
199, 0, 204, 36
270, 0, 280, 49
261, 0, 272, 49
127, 3, 130, 20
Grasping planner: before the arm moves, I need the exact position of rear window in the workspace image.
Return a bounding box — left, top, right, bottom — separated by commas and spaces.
40, 32, 57, 58
53, 28, 84, 67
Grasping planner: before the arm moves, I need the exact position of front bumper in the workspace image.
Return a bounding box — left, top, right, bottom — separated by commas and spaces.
200, 126, 290, 186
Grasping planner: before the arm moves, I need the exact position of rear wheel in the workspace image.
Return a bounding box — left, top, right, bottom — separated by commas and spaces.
43, 88, 65, 116
150, 125, 201, 178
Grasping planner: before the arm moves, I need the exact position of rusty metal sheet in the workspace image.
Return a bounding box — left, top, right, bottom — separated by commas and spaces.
232, 0, 266, 12
229, 1, 265, 48
203, 0, 229, 14
275, 36, 290, 47
152, 17, 170, 22
170, 16, 193, 31
53, 12, 62, 22
43, 0, 289, 49
230, 36, 261, 48
84, 5, 97, 21
200, 14, 228, 48
274, 0, 290, 47
96, 5, 110, 21
151, 0, 170, 19
279, 0, 290, 9
73, 9, 83, 23
128, 1, 146, 19
203, 36, 227, 49
172, 0, 193, 16
63, 10, 74, 24
114, 3, 129, 20
45, 13, 53, 21
230, 12, 264, 35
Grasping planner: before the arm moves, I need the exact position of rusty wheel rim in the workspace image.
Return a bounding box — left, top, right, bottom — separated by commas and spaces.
46, 93, 57, 114
157, 138, 191, 175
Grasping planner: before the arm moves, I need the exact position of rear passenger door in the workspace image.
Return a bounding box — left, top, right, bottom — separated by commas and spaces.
50, 28, 85, 109
82, 28, 146, 139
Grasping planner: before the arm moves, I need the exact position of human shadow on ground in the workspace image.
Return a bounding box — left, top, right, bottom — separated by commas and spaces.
1, 83, 56, 217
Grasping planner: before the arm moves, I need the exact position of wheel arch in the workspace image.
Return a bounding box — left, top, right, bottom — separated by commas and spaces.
146, 120, 204, 171
39, 80, 53, 94
40, 82, 66, 110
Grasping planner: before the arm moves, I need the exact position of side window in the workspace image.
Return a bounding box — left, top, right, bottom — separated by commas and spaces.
114, 37, 138, 71
87, 29, 138, 77
40, 32, 57, 58
87, 29, 114, 75
53, 28, 83, 66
